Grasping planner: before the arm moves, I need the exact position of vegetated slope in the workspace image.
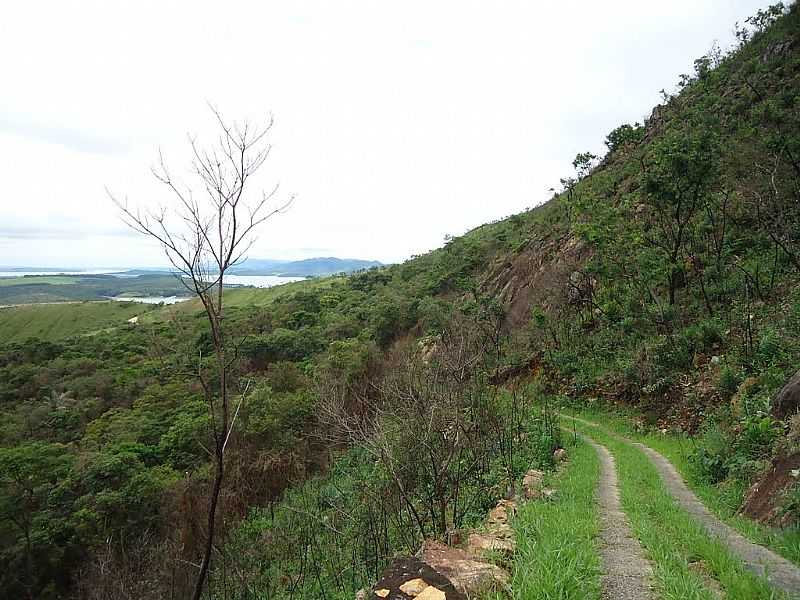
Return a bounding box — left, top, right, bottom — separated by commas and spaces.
1, 5, 799, 600
0, 278, 333, 342
0, 301, 152, 342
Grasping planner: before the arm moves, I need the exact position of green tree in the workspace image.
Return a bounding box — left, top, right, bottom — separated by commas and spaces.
0, 442, 74, 598
642, 127, 720, 305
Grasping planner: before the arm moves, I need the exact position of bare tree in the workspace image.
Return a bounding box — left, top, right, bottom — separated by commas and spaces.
109, 106, 292, 600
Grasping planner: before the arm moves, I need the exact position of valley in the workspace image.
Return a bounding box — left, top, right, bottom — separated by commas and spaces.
1, 3, 800, 600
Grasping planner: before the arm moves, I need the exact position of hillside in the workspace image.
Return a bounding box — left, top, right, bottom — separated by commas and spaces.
0, 301, 155, 343
230, 256, 383, 276
1, 4, 800, 599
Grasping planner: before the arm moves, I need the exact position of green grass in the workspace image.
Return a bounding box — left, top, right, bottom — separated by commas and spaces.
0, 276, 78, 286
565, 407, 800, 567
567, 418, 787, 599
0, 301, 155, 342
483, 437, 602, 600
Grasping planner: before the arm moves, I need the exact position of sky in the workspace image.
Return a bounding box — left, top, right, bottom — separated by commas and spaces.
0, 0, 773, 268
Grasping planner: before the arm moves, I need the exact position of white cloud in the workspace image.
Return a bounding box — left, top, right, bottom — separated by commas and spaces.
0, 0, 772, 267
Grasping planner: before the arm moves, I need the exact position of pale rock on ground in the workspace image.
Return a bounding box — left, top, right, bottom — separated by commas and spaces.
522, 469, 544, 499
417, 540, 509, 594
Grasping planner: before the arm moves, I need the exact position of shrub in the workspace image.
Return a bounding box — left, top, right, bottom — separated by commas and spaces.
605, 123, 644, 153
717, 365, 741, 400
737, 414, 780, 459
779, 481, 800, 524
757, 327, 782, 365
685, 319, 724, 352
690, 422, 730, 483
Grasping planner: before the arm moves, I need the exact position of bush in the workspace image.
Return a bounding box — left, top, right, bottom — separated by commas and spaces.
717, 365, 741, 400
605, 122, 644, 153
757, 327, 782, 365
685, 319, 724, 352
241, 328, 325, 367
779, 481, 800, 524
737, 414, 780, 459
689, 422, 730, 483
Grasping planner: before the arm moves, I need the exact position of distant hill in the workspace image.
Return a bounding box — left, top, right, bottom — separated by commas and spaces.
230, 257, 383, 277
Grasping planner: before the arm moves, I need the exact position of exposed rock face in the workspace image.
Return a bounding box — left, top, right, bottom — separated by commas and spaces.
522, 469, 545, 499
772, 369, 800, 420
740, 452, 800, 527
417, 540, 509, 594
480, 234, 592, 328
762, 40, 795, 63
646, 104, 666, 132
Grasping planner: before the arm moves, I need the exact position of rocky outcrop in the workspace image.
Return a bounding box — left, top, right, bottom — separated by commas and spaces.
366, 557, 465, 600
762, 39, 795, 63
417, 540, 508, 594
772, 369, 800, 420
479, 234, 592, 328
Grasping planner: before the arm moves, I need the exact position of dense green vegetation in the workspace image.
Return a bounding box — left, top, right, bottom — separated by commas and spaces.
1, 4, 799, 599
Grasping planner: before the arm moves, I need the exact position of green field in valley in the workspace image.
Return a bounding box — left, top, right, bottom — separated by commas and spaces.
0, 301, 155, 343
0, 277, 334, 342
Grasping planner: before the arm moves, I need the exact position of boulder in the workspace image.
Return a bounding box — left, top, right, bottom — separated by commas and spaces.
418, 540, 509, 595
467, 532, 515, 556
773, 369, 800, 420
553, 448, 567, 463
369, 556, 465, 600
522, 469, 545, 499
487, 498, 516, 525
541, 488, 557, 500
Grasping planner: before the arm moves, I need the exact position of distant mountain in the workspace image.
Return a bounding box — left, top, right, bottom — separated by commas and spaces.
230, 257, 383, 277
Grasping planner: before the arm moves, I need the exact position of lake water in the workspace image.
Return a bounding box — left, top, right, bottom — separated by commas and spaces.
109, 274, 305, 304
223, 275, 306, 287
110, 296, 191, 305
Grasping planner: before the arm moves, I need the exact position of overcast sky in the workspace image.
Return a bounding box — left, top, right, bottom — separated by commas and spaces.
0, 0, 772, 268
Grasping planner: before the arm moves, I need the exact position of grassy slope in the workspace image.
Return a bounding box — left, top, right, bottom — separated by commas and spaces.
0, 302, 152, 343
142, 276, 339, 321
0, 276, 78, 286
0, 276, 336, 341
